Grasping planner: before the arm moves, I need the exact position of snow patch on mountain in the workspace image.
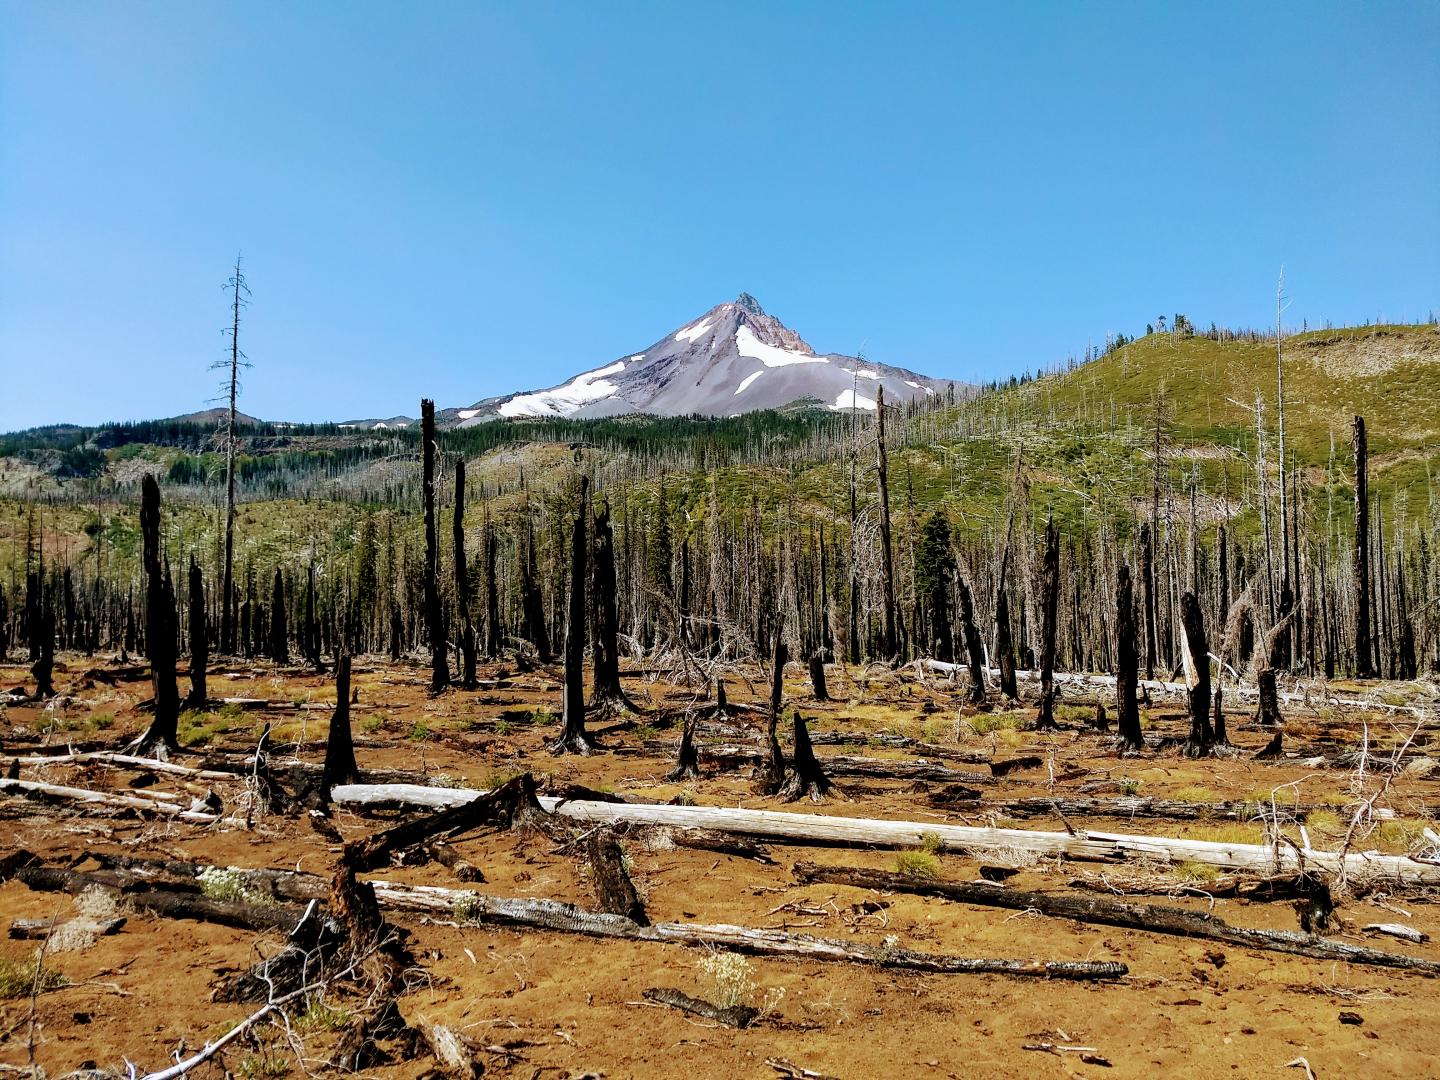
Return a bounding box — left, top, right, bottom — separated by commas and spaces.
831, 388, 877, 411
675, 318, 713, 344
498, 360, 627, 418
735, 325, 828, 368
735, 370, 764, 396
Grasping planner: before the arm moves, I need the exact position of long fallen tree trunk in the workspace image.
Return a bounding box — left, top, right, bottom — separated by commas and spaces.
3, 858, 1125, 983
928, 792, 1353, 825
368, 881, 1126, 981
697, 745, 993, 785
331, 783, 1440, 885
0, 777, 241, 825
791, 862, 1440, 974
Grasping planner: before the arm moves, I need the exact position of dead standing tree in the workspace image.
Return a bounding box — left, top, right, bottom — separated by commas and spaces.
1179, 591, 1216, 757
552, 476, 598, 754
1034, 517, 1061, 729
875, 385, 898, 661
322, 654, 360, 794
185, 558, 207, 709
421, 399, 448, 693
216, 256, 250, 656
590, 499, 638, 714
128, 474, 181, 757
757, 618, 788, 794
1114, 565, 1143, 753
957, 579, 987, 705
1353, 415, 1374, 678
453, 459, 478, 689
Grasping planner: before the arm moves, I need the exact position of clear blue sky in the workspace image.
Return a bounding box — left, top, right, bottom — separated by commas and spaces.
3, 2, 1437, 430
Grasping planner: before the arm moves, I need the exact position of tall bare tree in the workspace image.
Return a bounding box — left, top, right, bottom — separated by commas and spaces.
215, 256, 250, 655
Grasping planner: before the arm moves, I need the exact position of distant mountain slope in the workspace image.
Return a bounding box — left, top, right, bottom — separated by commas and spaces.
994, 323, 1440, 458
457, 293, 958, 423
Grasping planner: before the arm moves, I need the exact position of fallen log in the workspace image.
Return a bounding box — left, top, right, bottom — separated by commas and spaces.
371, 881, 1127, 981
695, 745, 994, 785
16, 865, 306, 933
929, 793, 1341, 825
332, 783, 1440, 885
0, 776, 239, 825
792, 862, 1440, 974
643, 986, 758, 1028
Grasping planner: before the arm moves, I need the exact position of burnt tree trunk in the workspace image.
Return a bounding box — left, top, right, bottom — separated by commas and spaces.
876, 385, 898, 660
808, 651, 829, 701
590, 500, 633, 711
551, 476, 597, 754
1035, 518, 1060, 729
520, 520, 551, 662
128, 474, 180, 756
1140, 523, 1158, 681
269, 567, 288, 663
995, 549, 1018, 701
957, 578, 987, 705
421, 398, 448, 692
185, 558, 207, 709
668, 713, 701, 781
777, 709, 835, 802
484, 522, 502, 658
453, 459, 478, 689
1179, 591, 1214, 757
759, 620, 788, 794
1115, 564, 1142, 753
322, 653, 360, 793
1352, 416, 1374, 678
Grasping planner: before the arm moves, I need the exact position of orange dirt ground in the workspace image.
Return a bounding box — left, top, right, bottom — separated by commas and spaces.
1, 653, 1437, 1079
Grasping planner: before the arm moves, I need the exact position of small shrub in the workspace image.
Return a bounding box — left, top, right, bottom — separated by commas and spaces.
295, 996, 351, 1034
481, 769, 521, 791
198, 866, 272, 906
697, 951, 755, 1007
894, 850, 941, 881
0, 952, 67, 999
408, 721, 431, 741
1304, 809, 1343, 834
1172, 860, 1220, 883
918, 831, 943, 855
361, 717, 384, 734
1378, 819, 1425, 851
631, 723, 659, 740
453, 892, 483, 923
89, 712, 115, 731
1118, 777, 1142, 796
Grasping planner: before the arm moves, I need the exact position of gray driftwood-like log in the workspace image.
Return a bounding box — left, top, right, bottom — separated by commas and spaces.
791, 862, 1440, 974
346, 772, 549, 872
375, 882, 1126, 981
331, 782, 1440, 885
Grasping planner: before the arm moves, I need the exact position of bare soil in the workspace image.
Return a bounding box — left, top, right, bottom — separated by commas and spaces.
2, 654, 1437, 1079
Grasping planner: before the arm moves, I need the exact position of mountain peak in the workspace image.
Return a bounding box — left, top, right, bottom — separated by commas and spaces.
734, 292, 765, 317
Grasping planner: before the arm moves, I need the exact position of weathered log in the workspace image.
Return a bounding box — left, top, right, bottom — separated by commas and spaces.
346, 772, 550, 872
931, 793, 1336, 825
381, 882, 1126, 980
17, 865, 306, 932
792, 862, 1440, 973
332, 783, 1440, 884
0, 776, 235, 824
667, 829, 776, 864
643, 987, 758, 1028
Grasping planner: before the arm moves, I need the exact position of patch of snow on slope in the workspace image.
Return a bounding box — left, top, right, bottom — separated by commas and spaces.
498, 360, 626, 418
830, 388, 877, 411
843, 367, 882, 380
674, 318, 713, 344
457, 409, 481, 420
735, 325, 827, 368
734, 371, 764, 396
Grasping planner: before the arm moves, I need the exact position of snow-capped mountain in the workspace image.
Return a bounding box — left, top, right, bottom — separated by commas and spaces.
453, 294, 954, 424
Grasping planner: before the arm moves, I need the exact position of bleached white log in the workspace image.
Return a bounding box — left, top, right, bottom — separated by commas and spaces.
330, 783, 1440, 884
